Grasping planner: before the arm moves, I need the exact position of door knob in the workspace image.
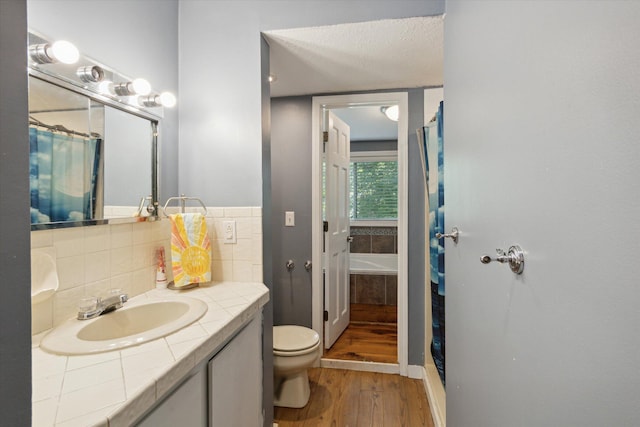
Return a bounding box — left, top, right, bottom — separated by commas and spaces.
436, 227, 459, 244
480, 245, 525, 274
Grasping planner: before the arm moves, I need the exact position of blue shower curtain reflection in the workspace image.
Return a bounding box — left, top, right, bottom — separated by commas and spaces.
424, 101, 445, 386
29, 127, 102, 224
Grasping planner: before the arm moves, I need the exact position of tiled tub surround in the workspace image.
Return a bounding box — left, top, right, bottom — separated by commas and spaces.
32, 281, 269, 427
350, 273, 397, 306
349, 225, 397, 254
31, 207, 263, 335
348, 227, 398, 321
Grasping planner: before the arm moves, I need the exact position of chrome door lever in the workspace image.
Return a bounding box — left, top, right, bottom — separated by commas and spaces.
436, 227, 459, 244
480, 245, 525, 274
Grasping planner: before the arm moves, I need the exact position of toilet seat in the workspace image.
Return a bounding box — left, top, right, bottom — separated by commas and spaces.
273, 325, 319, 354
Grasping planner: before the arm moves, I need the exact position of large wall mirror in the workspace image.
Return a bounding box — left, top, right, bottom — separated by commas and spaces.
28, 31, 165, 230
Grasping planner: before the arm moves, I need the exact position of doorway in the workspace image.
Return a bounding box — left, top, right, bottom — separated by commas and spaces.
311, 92, 409, 375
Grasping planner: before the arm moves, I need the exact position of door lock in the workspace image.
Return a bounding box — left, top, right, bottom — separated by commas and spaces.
480, 245, 525, 274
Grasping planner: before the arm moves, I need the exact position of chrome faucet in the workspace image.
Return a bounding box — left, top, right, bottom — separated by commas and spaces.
77, 292, 128, 320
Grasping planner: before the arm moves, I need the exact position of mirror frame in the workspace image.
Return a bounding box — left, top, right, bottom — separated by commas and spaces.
29, 68, 160, 231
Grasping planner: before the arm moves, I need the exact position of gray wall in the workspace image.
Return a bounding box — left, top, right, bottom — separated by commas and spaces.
260, 36, 274, 427
0, 0, 31, 424
270, 90, 426, 366
351, 140, 398, 152
178, 0, 445, 207
407, 89, 426, 365
28, 0, 180, 203
270, 97, 314, 327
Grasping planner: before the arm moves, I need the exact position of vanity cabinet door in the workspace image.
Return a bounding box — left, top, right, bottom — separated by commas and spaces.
209, 316, 262, 426
136, 368, 207, 427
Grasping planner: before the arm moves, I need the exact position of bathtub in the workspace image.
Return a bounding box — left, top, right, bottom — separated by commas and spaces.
349, 253, 398, 275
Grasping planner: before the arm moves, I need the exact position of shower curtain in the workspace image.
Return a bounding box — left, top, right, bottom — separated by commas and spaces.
424, 101, 445, 385
29, 127, 102, 223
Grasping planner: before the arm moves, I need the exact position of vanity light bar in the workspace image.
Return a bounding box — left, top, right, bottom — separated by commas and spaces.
76, 65, 105, 83
138, 92, 177, 108
29, 41, 80, 65
28, 35, 176, 109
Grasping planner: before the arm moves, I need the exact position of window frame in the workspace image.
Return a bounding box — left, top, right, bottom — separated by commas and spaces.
349, 149, 398, 225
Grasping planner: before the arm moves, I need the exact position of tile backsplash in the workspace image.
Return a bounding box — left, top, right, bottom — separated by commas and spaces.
31, 206, 263, 335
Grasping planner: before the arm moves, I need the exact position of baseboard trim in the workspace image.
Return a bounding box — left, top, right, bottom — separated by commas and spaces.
320, 358, 400, 374
422, 365, 446, 427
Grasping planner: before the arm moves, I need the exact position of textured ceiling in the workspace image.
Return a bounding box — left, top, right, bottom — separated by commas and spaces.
264, 15, 444, 98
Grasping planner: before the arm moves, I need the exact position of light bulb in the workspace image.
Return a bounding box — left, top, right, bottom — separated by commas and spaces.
382, 105, 399, 122
50, 40, 79, 64
159, 92, 176, 108
98, 80, 114, 95
132, 78, 151, 95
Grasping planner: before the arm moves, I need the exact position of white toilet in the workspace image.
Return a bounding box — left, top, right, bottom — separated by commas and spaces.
273, 325, 321, 408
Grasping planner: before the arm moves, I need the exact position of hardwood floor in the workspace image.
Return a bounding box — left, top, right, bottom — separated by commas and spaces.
274, 368, 434, 427
323, 322, 397, 364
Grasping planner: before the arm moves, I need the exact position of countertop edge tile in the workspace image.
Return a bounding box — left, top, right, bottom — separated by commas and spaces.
34, 281, 269, 427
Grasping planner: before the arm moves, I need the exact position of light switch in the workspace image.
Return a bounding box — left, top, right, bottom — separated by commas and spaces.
223, 220, 236, 244
285, 211, 295, 227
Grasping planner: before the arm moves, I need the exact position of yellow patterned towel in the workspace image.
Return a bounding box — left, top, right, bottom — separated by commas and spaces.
169, 213, 211, 288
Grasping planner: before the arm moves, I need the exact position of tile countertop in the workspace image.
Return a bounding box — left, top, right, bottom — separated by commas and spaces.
32, 281, 270, 427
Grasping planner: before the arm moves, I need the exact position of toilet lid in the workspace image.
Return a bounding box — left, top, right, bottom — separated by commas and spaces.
273, 325, 319, 352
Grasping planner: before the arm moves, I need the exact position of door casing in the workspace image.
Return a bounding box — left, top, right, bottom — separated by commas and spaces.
311, 92, 409, 375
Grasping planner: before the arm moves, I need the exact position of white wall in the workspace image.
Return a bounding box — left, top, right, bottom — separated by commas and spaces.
177, 0, 445, 207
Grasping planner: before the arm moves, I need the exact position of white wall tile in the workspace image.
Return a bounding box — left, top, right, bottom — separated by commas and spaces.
132, 222, 153, 245
53, 228, 85, 257
110, 224, 133, 249
131, 267, 156, 297
85, 251, 110, 283
224, 207, 252, 217
109, 273, 133, 298
232, 260, 253, 282
32, 298, 53, 335
212, 260, 233, 281
206, 207, 224, 217
110, 247, 133, 276
252, 264, 263, 282
57, 255, 85, 291
31, 230, 53, 248
84, 225, 110, 253
232, 238, 254, 261
31, 206, 262, 336
53, 287, 85, 326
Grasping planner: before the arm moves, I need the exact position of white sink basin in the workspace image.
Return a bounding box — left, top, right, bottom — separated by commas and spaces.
40, 297, 208, 355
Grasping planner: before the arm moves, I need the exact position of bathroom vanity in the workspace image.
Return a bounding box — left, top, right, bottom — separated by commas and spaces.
31, 281, 269, 427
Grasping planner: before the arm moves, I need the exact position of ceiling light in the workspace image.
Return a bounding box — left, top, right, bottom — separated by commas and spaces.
29, 40, 79, 65
381, 105, 399, 122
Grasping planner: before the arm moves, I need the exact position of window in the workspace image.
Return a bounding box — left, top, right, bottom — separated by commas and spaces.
350, 151, 397, 220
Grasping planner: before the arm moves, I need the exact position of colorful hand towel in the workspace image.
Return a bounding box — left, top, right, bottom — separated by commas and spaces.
169, 213, 211, 288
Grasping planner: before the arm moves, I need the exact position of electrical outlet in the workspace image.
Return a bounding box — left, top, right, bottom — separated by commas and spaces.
223, 220, 236, 244
285, 211, 295, 227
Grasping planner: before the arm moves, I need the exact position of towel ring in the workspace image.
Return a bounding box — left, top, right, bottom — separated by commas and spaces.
162, 196, 208, 217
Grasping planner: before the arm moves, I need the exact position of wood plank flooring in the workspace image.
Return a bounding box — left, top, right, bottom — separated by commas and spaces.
274, 368, 434, 427
323, 322, 397, 364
